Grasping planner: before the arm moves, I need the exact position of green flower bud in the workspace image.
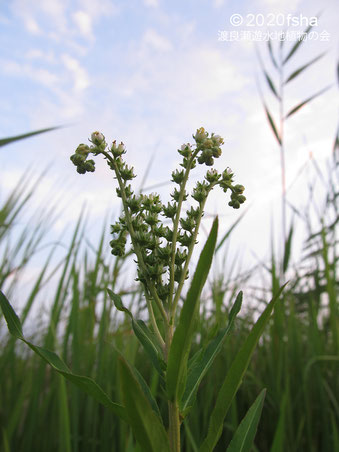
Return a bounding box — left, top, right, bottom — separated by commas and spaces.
178, 143, 192, 158
171, 169, 185, 184
163, 202, 177, 218
91, 131, 105, 146
111, 140, 126, 157
180, 216, 195, 232
234, 184, 245, 194
194, 127, 208, 143
70, 153, 85, 166
205, 169, 220, 183
222, 167, 233, 181
76, 143, 91, 155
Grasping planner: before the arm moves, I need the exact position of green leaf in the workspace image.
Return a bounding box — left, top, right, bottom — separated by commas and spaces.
180, 292, 242, 415
133, 366, 162, 420
118, 355, 171, 452
267, 39, 278, 69
285, 86, 331, 119
270, 389, 288, 452
283, 24, 313, 65
0, 290, 127, 422
199, 283, 287, 452
0, 126, 62, 148
107, 290, 165, 375
264, 71, 280, 100
0, 291, 24, 339
226, 389, 266, 452
284, 52, 326, 84
166, 217, 218, 402
283, 222, 294, 273
264, 103, 281, 145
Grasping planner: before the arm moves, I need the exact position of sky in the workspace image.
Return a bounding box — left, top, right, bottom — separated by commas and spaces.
0, 0, 338, 294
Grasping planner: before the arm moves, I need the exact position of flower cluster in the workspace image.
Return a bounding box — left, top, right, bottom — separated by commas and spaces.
70, 127, 246, 306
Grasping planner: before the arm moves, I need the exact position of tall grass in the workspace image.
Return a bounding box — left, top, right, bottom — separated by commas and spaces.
0, 152, 337, 451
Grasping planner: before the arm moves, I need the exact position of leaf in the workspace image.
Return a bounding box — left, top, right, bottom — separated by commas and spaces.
0, 126, 62, 148
199, 283, 287, 452
133, 366, 162, 419
264, 71, 280, 100
226, 389, 266, 452
180, 292, 242, 415
264, 103, 281, 145
166, 217, 218, 402
270, 389, 288, 452
285, 86, 331, 119
267, 39, 278, 69
284, 52, 326, 84
118, 355, 171, 452
283, 24, 313, 65
107, 289, 165, 375
283, 222, 294, 273
0, 290, 128, 422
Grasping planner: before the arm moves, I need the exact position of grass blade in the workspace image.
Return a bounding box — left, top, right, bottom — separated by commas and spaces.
270, 389, 288, 452
283, 24, 313, 65
118, 355, 170, 452
226, 389, 266, 452
283, 222, 294, 273
180, 292, 242, 415
267, 39, 278, 69
0, 126, 62, 147
263, 103, 281, 145
166, 217, 218, 402
199, 283, 287, 452
285, 52, 326, 84
285, 86, 331, 119
264, 71, 280, 100
0, 290, 128, 422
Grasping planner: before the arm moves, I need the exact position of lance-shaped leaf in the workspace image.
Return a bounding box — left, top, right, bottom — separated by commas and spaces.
199, 283, 287, 452
285, 85, 331, 119
0, 290, 127, 421
264, 103, 281, 145
226, 389, 266, 452
284, 52, 326, 84
180, 292, 242, 415
118, 355, 170, 452
0, 126, 62, 147
267, 39, 278, 70
283, 24, 313, 65
283, 222, 294, 273
107, 289, 165, 375
166, 217, 218, 402
264, 71, 280, 100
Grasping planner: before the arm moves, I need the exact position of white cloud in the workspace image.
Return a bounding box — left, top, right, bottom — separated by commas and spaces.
72, 10, 93, 39
213, 0, 226, 7
1, 59, 59, 87
144, 0, 159, 7
142, 28, 173, 52
61, 54, 90, 92
24, 16, 41, 34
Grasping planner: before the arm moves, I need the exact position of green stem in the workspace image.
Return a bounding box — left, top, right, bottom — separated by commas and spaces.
168, 400, 181, 452
101, 150, 167, 347
171, 185, 213, 318
168, 151, 199, 309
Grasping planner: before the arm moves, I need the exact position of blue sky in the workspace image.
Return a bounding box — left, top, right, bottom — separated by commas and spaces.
0, 0, 338, 281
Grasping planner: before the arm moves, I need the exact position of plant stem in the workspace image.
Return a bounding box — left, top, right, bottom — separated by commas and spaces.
168, 400, 181, 452
278, 44, 286, 247
168, 151, 199, 309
